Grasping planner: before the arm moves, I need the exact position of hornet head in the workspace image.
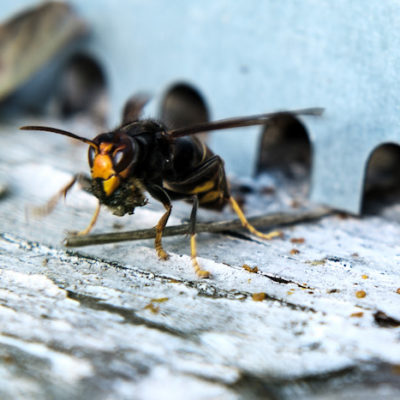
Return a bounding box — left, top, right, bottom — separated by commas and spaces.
89, 130, 139, 196
20, 125, 140, 198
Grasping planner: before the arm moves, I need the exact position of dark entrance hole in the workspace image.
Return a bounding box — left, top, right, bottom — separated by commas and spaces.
160, 83, 209, 139
362, 143, 400, 216
256, 112, 312, 180
56, 53, 107, 125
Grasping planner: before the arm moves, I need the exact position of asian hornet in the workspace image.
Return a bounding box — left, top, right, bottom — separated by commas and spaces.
21, 102, 322, 278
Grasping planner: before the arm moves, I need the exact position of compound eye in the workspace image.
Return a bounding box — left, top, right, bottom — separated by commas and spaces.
114, 150, 124, 166
113, 147, 133, 172
88, 146, 96, 167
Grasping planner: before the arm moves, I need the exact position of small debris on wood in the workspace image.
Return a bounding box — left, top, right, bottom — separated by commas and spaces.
350, 312, 364, 318
306, 259, 326, 266
252, 292, 267, 301
355, 290, 367, 299
374, 311, 400, 328
242, 264, 259, 273
143, 297, 169, 314
151, 297, 169, 303
327, 288, 340, 294
143, 303, 160, 314
290, 237, 305, 244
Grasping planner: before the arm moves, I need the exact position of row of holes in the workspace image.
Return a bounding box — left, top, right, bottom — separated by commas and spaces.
57, 55, 400, 214
161, 83, 400, 214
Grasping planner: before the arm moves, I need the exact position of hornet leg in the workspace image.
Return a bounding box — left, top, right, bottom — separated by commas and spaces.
229, 196, 283, 240
31, 174, 83, 217
71, 200, 101, 236
147, 184, 172, 260
155, 202, 172, 260
190, 195, 210, 278
31, 173, 101, 236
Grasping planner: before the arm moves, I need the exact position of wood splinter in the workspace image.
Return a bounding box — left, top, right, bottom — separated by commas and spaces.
64, 206, 332, 248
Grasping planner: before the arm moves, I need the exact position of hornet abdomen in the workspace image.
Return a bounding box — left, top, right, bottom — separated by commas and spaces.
163, 136, 230, 210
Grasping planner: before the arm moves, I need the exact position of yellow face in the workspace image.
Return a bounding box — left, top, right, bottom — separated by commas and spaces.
89, 142, 132, 197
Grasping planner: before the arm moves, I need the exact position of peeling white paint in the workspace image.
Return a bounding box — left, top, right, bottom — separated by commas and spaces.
0, 335, 93, 383
1, 122, 400, 398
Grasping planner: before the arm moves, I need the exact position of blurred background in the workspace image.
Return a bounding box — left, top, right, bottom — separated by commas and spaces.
1, 1, 400, 216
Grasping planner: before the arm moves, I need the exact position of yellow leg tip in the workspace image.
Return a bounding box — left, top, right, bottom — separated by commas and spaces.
229, 197, 284, 241
67, 229, 87, 237
190, 234, 210, 277
67, 201, 101, 237
257, 230, 284, 240
197, 269, 211, 279
157, 248, 169, 260
192, 258, 210, 278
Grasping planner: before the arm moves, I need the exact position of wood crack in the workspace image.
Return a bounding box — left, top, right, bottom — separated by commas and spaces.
65, 290, 191, 339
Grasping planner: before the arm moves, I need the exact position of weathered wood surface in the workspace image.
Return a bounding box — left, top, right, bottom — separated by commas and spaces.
0, 120, 400, 399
